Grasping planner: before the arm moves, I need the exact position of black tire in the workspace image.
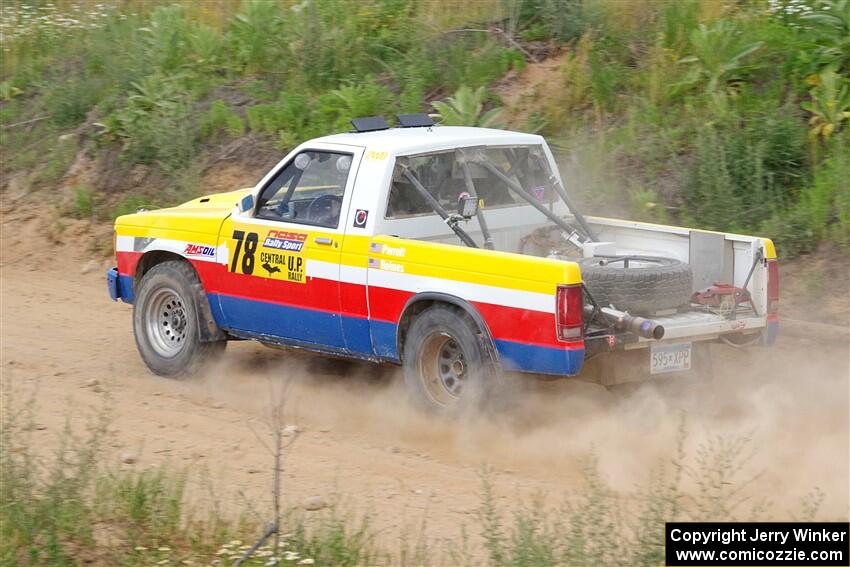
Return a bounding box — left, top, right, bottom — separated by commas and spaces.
402, 306, 498, 414
579, 256, 692, 314
133, 260, 226, 377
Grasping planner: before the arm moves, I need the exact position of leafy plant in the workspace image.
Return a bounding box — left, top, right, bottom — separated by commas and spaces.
229, 0, 285, 73
0, 80, 23, 101
138, 5, 195, 73
801, 67, 850, 141
677, 21, 764, 95
319, 81, 394, 133
432, 85, 505, 128
800, 0, 850, 72
106, 74, 197, 170
246, 93, 322, 148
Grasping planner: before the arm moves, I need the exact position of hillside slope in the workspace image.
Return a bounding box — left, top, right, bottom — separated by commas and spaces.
1, 0, 848, 322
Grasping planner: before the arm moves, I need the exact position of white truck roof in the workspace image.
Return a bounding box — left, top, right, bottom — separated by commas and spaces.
312, 125, 544, 156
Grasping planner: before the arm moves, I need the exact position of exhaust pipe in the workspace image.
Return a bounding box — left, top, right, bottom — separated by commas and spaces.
586, 306, 665, 340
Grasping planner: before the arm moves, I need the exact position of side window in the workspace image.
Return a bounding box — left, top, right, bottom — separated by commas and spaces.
386, 152, 455, 218
256, 150, 353, 228
385, 148, 546, 220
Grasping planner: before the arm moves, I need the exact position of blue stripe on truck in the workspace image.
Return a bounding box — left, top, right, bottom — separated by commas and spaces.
208, 293, 584, 376
495, 339, 584, 376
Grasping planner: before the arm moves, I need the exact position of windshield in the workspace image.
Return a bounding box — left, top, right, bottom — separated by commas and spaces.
386, 145, 556, 219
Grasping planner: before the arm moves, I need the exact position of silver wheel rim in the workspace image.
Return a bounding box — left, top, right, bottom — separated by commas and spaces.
144, 287, 189, 358
418, 332, 467, 406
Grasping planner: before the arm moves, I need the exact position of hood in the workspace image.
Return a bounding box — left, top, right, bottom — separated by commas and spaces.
115, 188, 254, 235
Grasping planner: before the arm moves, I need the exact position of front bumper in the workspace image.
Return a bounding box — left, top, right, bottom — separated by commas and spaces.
106, 268, 134, 304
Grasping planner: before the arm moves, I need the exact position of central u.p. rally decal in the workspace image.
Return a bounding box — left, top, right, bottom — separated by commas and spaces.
259, 251, 305, 283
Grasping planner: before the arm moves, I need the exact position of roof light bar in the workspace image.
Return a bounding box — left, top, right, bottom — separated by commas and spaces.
395, 113, 434, 128
350, 116, 390, 133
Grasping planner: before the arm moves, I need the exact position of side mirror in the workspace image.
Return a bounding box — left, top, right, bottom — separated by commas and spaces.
239, 194, 255, 213
457, 192, 479, 218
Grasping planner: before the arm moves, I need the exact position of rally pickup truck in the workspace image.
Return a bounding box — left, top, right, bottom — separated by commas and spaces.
108, 115, 779, 412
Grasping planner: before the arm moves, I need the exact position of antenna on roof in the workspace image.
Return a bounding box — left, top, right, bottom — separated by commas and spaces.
350, 116, 390, 133
395, 113, 434, 128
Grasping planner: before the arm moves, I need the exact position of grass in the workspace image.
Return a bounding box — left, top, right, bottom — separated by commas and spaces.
0, 0, 848, 257
0, 392, 379, 566
0, 393, 828, 566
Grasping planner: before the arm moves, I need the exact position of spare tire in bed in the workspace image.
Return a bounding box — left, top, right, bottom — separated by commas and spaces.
578, 256, 693, 314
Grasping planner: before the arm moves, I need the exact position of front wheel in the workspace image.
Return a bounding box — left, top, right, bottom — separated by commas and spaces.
402, 306, 497, 414
133, 260, 225, 377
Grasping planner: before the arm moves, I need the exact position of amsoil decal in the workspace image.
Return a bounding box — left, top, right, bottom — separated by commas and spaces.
263, 229, 307, 253
230, 229, 305, 284
184, 243, 216, 257
353, 209, 369, 228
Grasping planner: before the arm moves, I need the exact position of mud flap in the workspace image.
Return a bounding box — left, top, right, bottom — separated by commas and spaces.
191, 281, 226, 342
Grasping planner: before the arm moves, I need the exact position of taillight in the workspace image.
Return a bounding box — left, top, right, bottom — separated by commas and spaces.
556, 284, 584, 341
766, 259, 779, 316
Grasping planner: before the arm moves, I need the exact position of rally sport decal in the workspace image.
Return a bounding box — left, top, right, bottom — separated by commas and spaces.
228, 229, 305, 284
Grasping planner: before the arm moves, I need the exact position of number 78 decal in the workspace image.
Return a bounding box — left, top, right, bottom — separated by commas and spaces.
229, 229, 305, 283
230, 230, 258, 274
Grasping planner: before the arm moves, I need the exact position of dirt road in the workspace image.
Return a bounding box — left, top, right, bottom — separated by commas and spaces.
2, 223, 848, 550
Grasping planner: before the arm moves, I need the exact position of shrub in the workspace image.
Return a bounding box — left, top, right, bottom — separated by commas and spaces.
247, 92, 326, 148
676, 21, 764, 95
199, 100, 244, 140
682, 103, 807, 233
229, 0, 286, 74
765, 135, 850, 256
801, 67, 850, 142
518, 0, 586, 42
138, 5, 196, 73
799, 0, 850, 74
318, 81, 395, 133
432, 85, 505, 128
106, 74, 198, 171
72, 186, 96, 219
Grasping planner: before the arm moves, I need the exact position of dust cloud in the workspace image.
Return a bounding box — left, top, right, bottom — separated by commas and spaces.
185, 336, 849, 520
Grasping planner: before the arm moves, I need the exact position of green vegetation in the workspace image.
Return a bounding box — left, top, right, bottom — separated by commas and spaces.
1, 396, 825, 566
0, 395, 379, 566
432, 86, 506, 128
1, 0, 848, 256
71, 185, 95, 219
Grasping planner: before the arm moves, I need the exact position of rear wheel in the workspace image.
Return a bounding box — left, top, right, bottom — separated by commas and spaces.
402, 306, 497, 414
133, 261, 225, 377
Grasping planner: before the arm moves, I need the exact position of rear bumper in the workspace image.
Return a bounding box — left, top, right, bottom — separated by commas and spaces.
765, 316, 779, 345
495, 340, 585, 376
585, 311, 776, 355
106, 268, 134, 304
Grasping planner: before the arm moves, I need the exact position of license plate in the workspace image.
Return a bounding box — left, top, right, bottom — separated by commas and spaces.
650, 342, 692, 374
